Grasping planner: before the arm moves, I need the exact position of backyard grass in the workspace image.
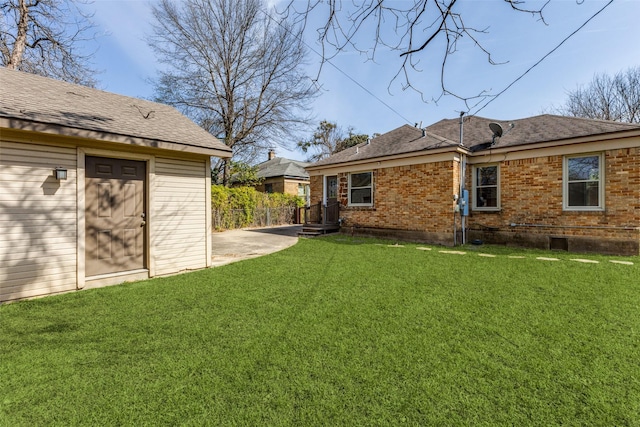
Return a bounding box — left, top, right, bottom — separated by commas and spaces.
1, 236, 639, 426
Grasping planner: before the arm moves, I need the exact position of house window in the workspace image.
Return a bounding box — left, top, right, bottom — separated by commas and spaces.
473, 164, 499, 210
298, 183, 305, 197
265, 183, 273, 193
564, 153, 603, 210
348, 172, 373, 206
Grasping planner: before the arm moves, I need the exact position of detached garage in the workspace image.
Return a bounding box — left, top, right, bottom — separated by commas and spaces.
0, 68, 232, 302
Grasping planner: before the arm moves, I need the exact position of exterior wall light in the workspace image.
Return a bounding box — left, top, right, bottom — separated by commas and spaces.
55, 167, 68, 180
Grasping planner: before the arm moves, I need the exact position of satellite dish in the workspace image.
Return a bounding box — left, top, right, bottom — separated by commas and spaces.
489, 122, 503, 138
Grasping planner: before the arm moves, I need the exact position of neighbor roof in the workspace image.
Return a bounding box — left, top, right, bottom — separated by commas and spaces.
257, 156, 310, 180
308, 115, 640, 168
0, 67, 232, 157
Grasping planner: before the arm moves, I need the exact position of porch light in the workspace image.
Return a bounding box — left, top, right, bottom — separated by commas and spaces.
54, 167, 68, 180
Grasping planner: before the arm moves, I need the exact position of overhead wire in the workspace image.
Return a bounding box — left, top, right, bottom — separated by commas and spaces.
264, 2, 615, 124
260, 7, 413, 125
469, 0, 615, 117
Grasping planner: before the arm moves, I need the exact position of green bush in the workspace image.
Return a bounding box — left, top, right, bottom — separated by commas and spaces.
211, 185, 304, 230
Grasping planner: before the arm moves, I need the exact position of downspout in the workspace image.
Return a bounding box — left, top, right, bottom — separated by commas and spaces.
461, 155, 467, 245
453, 193, 458, 247
459, 112, 466, 245
323, 176, 328, 225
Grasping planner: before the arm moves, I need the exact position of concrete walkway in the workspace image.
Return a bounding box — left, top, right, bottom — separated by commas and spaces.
210, 225, 302, 267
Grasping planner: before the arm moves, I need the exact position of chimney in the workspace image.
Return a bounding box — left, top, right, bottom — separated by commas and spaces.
268, 149, 276, 160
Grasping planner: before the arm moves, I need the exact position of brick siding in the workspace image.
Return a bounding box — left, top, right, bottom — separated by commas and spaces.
257, 177, 309, 196
310, 146, 639, 254
341, 162, 458, 232
467, 148, 640, 253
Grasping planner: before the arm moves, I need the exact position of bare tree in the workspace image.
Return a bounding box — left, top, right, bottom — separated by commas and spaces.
558, 67, 640, 124
148, 0, 318, 184
1, 0, 98, 86
280, 0, 548, 106
297, 120, 368, 162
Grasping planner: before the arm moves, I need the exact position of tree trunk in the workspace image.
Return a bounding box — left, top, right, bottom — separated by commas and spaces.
222, 159, 231, 187
7, 0, 29, 69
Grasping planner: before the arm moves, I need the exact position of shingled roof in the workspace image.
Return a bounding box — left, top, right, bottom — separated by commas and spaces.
0, 67, 232, 157
308, 114, 640, 168
257, 156, 310, 180
426, 114, 640, 151
309, 124, 458, 168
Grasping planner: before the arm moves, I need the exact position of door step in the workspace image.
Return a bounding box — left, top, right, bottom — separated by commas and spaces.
298, 231, 324, 237
298, 224, 340, 237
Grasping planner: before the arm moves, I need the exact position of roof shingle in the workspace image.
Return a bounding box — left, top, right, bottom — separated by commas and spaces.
426, 115, 640, 151
310, 124, 458, 167
0, 67, 231, 155
257, 157, 309, 179
309, 115, 640, 168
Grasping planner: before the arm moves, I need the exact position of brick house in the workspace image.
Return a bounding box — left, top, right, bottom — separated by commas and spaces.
254, 150, 310, 198
306, 115, 640, 255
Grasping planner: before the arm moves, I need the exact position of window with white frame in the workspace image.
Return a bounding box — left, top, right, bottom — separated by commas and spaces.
348, 172, 373, 206
472, 164, 499, 210
564, 153, 603, 210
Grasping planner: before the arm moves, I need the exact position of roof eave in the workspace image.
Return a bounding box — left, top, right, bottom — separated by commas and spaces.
0, 116, 233, 158
259, 174, 309, 180
282, 174, 309, 180
306, 144, 469, 171
481, 128, 640, 155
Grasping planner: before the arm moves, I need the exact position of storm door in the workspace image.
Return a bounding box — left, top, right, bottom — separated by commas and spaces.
85, 156, 146, 276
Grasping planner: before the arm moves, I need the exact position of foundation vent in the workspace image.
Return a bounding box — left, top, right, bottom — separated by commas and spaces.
549, 236, 569, 251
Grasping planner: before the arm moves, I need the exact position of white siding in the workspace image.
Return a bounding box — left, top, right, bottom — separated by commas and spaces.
0, 142, 77, 301
152, 157, 208, 276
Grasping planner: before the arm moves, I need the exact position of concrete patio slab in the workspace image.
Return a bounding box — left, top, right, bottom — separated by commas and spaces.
211, 225, 302, 267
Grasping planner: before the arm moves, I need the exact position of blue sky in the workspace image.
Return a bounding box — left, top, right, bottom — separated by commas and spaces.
90, 0, 640, 161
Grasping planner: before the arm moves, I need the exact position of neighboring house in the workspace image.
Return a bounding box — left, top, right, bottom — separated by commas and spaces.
255, 150, 310, 198
306, 114, 640, 255
0, 68, 232, 302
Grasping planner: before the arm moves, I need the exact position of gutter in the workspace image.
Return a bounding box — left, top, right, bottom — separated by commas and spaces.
476, 129, 640, 156
0, 117, 233, 158
306, 145, 471, 172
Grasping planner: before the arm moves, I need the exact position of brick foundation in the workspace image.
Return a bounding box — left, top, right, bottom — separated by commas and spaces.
467, 228, 639, 255
341, 226, 454, 247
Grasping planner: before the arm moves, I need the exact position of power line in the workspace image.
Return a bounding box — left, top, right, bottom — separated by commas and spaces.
317, 57, 413, 125
260, 7, 413, 125
469, 0, 615, 117
265, 2, 615, 125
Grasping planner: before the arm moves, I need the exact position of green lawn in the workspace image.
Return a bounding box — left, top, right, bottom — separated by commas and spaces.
1, 236, 639, 426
